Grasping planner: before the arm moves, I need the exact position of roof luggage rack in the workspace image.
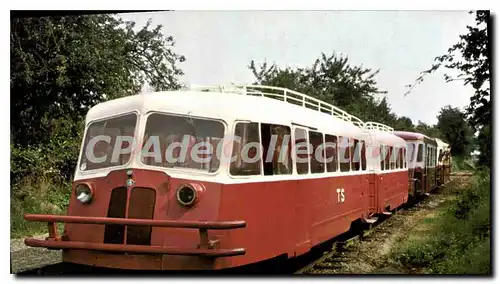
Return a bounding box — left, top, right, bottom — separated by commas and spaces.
363, 121, 394, 133
189, 84, 365, 127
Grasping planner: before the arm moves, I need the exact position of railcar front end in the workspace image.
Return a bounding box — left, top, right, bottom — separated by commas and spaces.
23, 99, 250, 270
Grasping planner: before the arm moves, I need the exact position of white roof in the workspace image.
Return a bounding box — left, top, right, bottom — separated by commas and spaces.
86, 90, 366, 138
363, 121, 406, 147
366, 129, 407, 147
434, 138, 450, 149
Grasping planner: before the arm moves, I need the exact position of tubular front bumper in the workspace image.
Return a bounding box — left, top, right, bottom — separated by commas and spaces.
23, 214, 246, 257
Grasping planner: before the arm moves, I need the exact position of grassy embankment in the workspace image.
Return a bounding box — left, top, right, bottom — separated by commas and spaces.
391, 166, 491, 274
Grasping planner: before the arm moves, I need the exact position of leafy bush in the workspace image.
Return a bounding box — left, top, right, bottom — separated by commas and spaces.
451, 156, 475, 172
10, 117, 80, 237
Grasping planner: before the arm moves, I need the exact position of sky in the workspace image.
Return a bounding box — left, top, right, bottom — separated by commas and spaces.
120, 11, 477, 125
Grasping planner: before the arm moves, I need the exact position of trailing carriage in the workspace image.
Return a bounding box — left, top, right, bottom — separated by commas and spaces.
393, 131, 438, 196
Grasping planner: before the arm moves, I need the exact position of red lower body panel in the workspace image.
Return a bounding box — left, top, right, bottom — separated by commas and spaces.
23, 169, 410, 270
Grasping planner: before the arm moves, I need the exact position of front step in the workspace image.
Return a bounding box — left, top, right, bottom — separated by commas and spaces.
382, 211, 392, 216
362, 217, 378, 224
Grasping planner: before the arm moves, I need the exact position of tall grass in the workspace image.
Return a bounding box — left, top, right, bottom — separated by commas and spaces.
393, 170, 491, 274
10, 175, 71, 238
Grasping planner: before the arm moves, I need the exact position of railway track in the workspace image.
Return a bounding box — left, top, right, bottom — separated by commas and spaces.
293, 214, 393, 274
294, 172, 472, 274
293, 189, 444, 274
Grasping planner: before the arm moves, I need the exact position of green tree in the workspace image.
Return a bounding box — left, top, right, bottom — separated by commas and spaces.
436, 105, 473, 156
249, 52, 391, 122
394, 116, 414, 131
10, 14, 186, 184
414, 121, 441, 139
11, 15, 186, 148
404, 11, 490, 166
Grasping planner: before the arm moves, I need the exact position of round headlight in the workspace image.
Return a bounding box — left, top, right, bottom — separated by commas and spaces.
75, 184, 93, 204
176, 185, 197, 206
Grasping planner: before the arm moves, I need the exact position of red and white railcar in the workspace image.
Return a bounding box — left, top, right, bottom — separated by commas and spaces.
394, 131, 438, 195
364, 122, 409, 215
24, 85, 409, 270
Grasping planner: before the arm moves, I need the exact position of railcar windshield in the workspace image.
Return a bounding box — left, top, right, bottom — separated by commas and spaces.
79, 113, 137, 171
141, 113, 225, 173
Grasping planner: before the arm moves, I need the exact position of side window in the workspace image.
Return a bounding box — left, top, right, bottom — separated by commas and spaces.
351, 139, 361, 171
384, 146, 390, 170
398, 148, 405, 169
361, 140, 367, 171
309, 131, 325, 174
339, 136, 351, 172
294, 128, 309, 175
403, 148, 407, 168
429, 146, 432, 167
431, 148, 434, 166
428, 146, 431, 167
390, 146, 396, 170
408, 142, 415, 162
261, 124, 292, 175
430, 147, 433, 167
425, 146, 428, 167
230, 122, 261, 176
380, 145, 385, 171
325, 134, 338, 172
417, 144, 423, 162
395, 147, 400, 169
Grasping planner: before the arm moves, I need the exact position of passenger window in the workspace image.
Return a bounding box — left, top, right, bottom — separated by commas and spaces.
384, 146, 390, 170
261, 124, 292, 175
351, 139, 361, 171
380, 145, 385, 170
400, 148, 404, 169
339, 136, 351, 172
432, 148, 434, 167
425, 146, 428, 167
417, 144, 423, 162
325, 134, 338, 172
428, 146, 431, 167
389, 146, 396, 170
230, 122, 261, 176
403, 148, 407, 168
295, 128, 309, 175
429, 147, 432, 167
395, 147, 400, 169
361, 140, 367, 171
309, 131, 325, 174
